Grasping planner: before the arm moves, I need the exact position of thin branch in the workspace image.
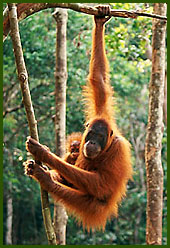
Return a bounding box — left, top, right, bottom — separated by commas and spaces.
3, 3, 167, 42
3, 103, 23, 118
7, 3, 56, 245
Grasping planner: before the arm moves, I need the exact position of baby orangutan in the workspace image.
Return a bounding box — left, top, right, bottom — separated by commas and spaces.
64, 132, 82, 164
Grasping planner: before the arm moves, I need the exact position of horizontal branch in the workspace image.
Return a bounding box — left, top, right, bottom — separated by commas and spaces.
3, 3, 167, 42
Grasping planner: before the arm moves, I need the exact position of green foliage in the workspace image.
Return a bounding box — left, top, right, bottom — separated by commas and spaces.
3, 3, 167, 245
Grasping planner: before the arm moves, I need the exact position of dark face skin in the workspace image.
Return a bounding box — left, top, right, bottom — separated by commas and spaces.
83, 120, 109, 159
70, 141, 80, 160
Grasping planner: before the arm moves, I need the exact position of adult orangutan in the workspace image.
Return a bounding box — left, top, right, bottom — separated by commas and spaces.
24, 5, 133, 231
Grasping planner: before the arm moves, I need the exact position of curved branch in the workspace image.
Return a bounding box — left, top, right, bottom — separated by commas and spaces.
7, 3, 57, 245
3, 3, 167, 42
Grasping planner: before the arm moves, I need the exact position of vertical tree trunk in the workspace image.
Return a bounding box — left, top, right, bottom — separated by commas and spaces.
52, 8, 68, 245
145, 3, 167, 245
163, 71, 167, 126
144, 37, 167, 127
6, 181, 13, 244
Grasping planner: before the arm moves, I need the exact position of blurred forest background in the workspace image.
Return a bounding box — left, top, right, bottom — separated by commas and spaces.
3, 3, 167, 245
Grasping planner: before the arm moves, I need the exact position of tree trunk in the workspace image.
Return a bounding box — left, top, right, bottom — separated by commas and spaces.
163, 71, 167, 126
145, 3, 167, 245
52, 8, 68, 245
144, 38, 167, 127
6, 181, 13, 244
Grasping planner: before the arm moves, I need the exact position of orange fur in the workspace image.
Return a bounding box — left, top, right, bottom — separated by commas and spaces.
66, 132, 82, 153
25, 7, 133, 231
49, 132, 82, 184
64, 132, 82, 164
